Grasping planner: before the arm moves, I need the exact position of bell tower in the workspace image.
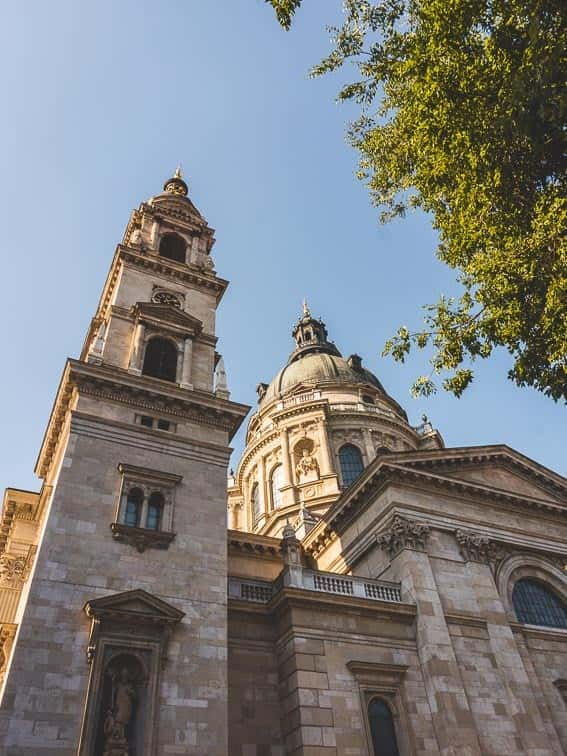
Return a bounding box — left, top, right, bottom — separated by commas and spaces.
0, 171, 249, 755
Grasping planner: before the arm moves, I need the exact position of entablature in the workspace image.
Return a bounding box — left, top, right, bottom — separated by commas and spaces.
35, 359, 250, 479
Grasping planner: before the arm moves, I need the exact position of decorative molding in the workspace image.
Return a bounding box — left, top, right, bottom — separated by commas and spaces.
377, 515, 430, 559
36, 359, 250, 478
455, 528, 506, 565
110, 523, 176, 553
116, 463, 182, 486
84, 589, 184, 667
347, 660, 408, 685
303, 454, 567, 557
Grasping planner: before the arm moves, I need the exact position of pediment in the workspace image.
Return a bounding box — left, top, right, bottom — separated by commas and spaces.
400, 446, 566, 504
151, 193, 204, 222
84, 588, 184, 624
135, 302, 203, 334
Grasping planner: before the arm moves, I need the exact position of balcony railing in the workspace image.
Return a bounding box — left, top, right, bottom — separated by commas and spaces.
329, 402, 397, 420
277, 391, 323, 410
228, 570, 402, 605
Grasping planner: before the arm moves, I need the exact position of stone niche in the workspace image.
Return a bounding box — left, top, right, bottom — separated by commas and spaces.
78, 589, 184, 756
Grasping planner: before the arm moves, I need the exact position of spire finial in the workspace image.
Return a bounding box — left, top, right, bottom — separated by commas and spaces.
302, 298, 310, 318
163, 167, 188, 197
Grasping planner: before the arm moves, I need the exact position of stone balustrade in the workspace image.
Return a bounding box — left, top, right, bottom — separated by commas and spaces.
228, 570, 402, 605
329, 402, 397, 420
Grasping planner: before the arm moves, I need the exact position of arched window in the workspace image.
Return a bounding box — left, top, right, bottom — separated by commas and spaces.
512, 579, 567, 629
146, 491, 164, 531
125, 487, 143, 527
251, 483, 261, 524
159, 233, 186, 263
270, 465, 284, 509
142, 337, 177, 382
339, 444, 364, 487
368, 698, 400, 756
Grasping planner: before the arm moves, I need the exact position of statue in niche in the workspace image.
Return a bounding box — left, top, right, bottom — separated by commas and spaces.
295, 447, 319, 483
100, 661, 141, 756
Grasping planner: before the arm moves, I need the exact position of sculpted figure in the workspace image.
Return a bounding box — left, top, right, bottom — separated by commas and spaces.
103, 666, 137, 756
295, 448, 319, 481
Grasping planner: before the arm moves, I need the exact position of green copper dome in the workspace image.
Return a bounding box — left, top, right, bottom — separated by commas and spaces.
258, 305, 407, 420
261, 351, 386, 404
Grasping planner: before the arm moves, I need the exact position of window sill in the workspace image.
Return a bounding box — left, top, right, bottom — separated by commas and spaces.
111, 522, 176, 553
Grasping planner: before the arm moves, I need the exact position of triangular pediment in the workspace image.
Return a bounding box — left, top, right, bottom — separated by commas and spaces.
135, 302, 203, 334
84, 588, 185, 623
397, 446, 566, 504
150, 193, 204, 223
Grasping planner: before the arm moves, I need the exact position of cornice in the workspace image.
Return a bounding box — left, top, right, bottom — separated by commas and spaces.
120, 247, 228, 304
304, 459, 567, 558
398, 446, 567, 498
36, 359, 250, 479
228, 529, 282, 559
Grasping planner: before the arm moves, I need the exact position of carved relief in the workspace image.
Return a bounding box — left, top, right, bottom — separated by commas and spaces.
455, 529, 506, 565
150, 289, 184, 309
0, 623, 17, 686
295, 448, 319, 482
377, 515, 430, 558
0, 548, 35, 587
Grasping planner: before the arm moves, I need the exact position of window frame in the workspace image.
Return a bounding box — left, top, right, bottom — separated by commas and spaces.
512, 578, 567, 629
367, 696, 401, 756
497, 554, 567, 630
158, 232, 187, 264
112, 464, 182, 552
347, 661, 413, 756
141, 335, 179, 383
338, 443, 365, 488
270, 464, 284, 510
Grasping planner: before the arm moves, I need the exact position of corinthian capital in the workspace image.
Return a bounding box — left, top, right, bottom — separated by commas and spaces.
377, 515, 430, 559
455, 529, 505, 565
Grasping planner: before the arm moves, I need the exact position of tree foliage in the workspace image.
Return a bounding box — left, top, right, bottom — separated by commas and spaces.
267, 0, 567, 400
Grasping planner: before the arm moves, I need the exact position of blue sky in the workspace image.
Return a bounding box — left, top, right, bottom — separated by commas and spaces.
0, 0, 564, 494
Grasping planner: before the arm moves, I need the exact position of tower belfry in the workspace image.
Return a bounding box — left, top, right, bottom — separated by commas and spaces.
0, 172, 249, 754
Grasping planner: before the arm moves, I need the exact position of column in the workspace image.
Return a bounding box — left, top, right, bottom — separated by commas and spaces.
180, 338, 193, 389
362, 427, 375, 464
280, 428, 292, 487
394, 545, 483, 755
128, 322, 145, 374
150, 219, 160, 248
258, 457, 267, 519
318, 419, 334, 476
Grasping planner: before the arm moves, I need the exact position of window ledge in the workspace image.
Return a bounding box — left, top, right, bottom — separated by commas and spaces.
111, 522, 176, 552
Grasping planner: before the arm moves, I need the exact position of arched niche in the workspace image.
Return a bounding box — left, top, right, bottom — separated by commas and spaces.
94, 651, 148, 756
293, 438, 319, 484
78, 590, 184, 756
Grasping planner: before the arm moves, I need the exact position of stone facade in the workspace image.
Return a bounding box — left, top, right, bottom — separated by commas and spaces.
1, 174, 566, 755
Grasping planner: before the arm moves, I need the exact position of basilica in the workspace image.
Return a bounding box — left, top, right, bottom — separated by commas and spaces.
0, 173, 566, 755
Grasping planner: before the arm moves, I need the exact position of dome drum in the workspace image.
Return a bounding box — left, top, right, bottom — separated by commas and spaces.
229, 307, 442, 538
